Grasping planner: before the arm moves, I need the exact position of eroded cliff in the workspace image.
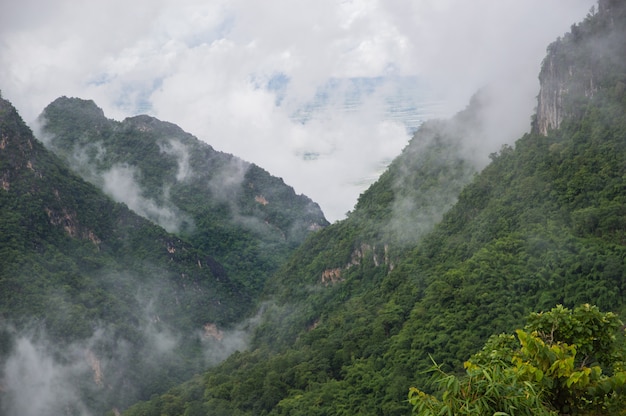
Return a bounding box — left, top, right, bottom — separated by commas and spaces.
534, 0, 626, 135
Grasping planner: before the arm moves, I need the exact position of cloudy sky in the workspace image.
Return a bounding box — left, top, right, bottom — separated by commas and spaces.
1, 0, 594, 222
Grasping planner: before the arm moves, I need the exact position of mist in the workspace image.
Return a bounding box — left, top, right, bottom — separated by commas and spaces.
200, 304, 266, 366
0, 2, 613, 414
207, 155, 250, 203
159, 139, 192, 182
0, 275, 264, 415
34, 116, 197, 234
2, 336, 92, 416
101, 164, 188, 233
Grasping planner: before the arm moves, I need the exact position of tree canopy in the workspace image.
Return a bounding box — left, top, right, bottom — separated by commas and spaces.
409, 304, 626, 416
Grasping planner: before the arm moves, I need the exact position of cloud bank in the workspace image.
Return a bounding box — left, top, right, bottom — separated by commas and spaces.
0, 0, 595, 221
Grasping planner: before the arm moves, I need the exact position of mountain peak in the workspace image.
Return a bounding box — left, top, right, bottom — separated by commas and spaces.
122, 114, 190, 138
38, 97, 328, 296
46, 96, 105, 119
534, 0, 626, 135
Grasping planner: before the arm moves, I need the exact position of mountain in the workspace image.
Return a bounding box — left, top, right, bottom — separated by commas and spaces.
37, 98, 328, 296
122, 1, 626, 415
0, 97, 316, 415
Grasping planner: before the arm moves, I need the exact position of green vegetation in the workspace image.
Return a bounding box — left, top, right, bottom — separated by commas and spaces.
0, 97, 255, 412
2, 1, 626, 414
410, 305, 626, 415
123, 2, 626, 415
39, 101, 328, 296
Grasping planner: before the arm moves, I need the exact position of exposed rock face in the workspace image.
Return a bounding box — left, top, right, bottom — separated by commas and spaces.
86, 350, 103, 386
534, 0, 626, 136
534, 40, 599, 136
535, 51, 570, 136
321, 268, 342, 285
203, 323, 224, 341
320, 243, 395, 285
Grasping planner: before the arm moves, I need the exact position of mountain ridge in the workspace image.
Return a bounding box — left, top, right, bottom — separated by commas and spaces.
37, 96, 329, 295
122, 1, 626, 414
2, 1, 626, 414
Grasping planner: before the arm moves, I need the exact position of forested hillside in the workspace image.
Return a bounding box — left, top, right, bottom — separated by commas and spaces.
0, 95, 290, 414
123, 1, 626, 415
38, 98, 328, 296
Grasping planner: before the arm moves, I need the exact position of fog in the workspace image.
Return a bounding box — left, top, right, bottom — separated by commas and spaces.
159, 139, 192, 182
101, 164, 179, 232
0, 1, 607, 414
2, 336, 92, 416
0, 285, 263, 415
35, 117, 197, 233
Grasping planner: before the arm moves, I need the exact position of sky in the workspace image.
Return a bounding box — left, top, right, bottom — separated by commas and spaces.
0, 0, 595, 222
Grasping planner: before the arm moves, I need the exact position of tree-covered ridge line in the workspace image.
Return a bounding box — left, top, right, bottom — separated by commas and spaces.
122, 1, 626, 414
39, 96, 329, 296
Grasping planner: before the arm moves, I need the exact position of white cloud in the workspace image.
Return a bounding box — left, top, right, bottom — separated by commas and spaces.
0, 0, 595, 221
2, 337, 92, 416
101, 164, 190, 233
159, 139, 192, 182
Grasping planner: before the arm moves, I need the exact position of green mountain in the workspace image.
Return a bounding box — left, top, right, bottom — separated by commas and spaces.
122, 1, 626, 415
37, 99, 328, 295
0, 94, 323, 414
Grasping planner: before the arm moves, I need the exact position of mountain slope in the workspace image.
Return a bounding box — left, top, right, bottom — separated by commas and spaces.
0, 95, 261, 414
37, 99, 328, 294
123, 2, 626, 415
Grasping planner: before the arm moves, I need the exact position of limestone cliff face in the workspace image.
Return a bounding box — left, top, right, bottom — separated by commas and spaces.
535, 43, 598, 136
534, 0, 625, 136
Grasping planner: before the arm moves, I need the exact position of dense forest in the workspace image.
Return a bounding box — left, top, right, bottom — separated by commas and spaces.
1, 0, 626, 415
0, 93, 272, 413
0, 94, 325, 412
122, 1, 626, 415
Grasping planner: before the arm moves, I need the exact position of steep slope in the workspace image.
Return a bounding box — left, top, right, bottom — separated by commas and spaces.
123, 2, 626, 415
0, 95, 258, 414
37, 99, 328, 294
256, 87, 493, 349
534, 0, 625, 136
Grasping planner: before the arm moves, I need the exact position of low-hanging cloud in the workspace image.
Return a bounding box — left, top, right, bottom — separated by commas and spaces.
0, 0, 595, 221
200, 303, 266, 366
207, 155, 250, 203
2, 336, 93, 416
0, 324, 180, 415
0, 273, 265, 415
35, 120, 197, 233
101, 164, 190, 233
159, 139, 192, 182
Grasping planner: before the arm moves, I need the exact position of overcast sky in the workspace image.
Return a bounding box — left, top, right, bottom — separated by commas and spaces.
1, 0, 594, 222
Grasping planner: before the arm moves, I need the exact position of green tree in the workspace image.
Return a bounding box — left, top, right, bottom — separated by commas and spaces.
409, 305, 626, 415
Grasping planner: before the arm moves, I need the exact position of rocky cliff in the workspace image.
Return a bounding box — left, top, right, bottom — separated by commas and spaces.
534, 0, 626, 135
